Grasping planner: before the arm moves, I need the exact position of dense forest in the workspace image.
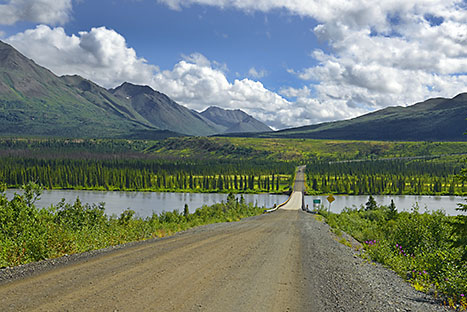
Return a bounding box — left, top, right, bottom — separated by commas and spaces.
0, 157, 295, 193
306, 158, 466, 195
0, 137, 466, 195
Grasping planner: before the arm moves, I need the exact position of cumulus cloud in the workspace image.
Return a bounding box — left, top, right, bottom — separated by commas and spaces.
6, 25, 158, 88
0, 0, 72, 25
152, 54, 297, 128
158, 0, 467, 120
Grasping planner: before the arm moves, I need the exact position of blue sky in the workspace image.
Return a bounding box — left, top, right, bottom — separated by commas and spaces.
1, 0, 467, 129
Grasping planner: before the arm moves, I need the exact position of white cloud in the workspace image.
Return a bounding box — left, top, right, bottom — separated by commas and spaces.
152, 54, 296, 128
158, 0, 467, 120
0, 0, 72, 25
248, 67, 267, 79
6, 25, 158, 88
5, 0, 467, 128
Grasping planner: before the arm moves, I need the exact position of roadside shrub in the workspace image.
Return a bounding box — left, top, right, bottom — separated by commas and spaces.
320, 198, 466, 306
0, 182, 50, 266
54, 198, 107, 231
0, 188, 263, 268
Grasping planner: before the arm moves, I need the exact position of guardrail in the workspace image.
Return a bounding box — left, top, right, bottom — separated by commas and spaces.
264, 192, 293, 213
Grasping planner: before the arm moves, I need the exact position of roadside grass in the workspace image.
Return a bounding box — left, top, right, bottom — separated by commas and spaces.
313, 214, 324, 222
0, 183, 264, 268
317, 200, 467, 310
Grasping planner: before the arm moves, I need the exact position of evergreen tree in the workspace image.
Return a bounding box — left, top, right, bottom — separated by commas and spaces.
453, 168, 467, 260
365, 195, 377, 211
387, 199, 397, 220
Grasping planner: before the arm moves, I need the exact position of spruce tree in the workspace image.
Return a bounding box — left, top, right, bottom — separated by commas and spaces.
365, 195, 377, 211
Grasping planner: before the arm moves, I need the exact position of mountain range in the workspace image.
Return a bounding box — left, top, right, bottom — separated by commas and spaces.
240, 94, 467, 141
1, 39, 466, 141
0, 40, 271, 138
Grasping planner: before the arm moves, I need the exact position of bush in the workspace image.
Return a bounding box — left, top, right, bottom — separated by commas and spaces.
0, 188, 263, 268
319, 198, 466, 306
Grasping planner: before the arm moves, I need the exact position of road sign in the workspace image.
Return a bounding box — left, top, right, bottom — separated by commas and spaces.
313, 199, 321, 204
327, 195, 335, 203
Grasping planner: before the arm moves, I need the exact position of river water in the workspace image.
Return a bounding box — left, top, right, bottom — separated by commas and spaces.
5, 189, 465, 217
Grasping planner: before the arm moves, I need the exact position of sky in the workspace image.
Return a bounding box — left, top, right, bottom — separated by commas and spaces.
1, 0, 467, 129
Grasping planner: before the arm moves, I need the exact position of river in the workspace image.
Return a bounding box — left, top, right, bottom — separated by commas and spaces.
5, 189, 466, 217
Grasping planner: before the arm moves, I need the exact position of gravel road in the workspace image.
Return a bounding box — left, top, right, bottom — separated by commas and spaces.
0, 167, 449, 311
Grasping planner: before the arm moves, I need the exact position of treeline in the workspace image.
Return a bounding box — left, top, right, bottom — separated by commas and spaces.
0, 138, 150, 154
306, 159, 466, 195
0, 157, 295, 193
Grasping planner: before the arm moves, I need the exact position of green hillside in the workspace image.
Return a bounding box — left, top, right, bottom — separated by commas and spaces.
110, 82, 223, 136
0, 41, 271, 138
230, 94, 467, 141
0, 41, 166, 138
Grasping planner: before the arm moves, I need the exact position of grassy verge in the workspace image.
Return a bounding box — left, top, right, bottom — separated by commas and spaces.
0, 183, 264, 268
317, 198, 467, 310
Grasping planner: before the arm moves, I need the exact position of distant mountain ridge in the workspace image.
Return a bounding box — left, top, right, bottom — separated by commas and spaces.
200, 106, 272, 133
0, 40, 271, 138
110, 82, 224, 136
225, 93, 467, 141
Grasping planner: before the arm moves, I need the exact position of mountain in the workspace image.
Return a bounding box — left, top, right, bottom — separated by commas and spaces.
0, 40, 270, 138
200, 106, 272, 133
232, 94, 467, 141
0, 41, 170, 138
109, 82, 224, 136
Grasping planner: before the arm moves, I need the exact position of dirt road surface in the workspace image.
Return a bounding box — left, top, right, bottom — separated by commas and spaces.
0, 167, 448, 311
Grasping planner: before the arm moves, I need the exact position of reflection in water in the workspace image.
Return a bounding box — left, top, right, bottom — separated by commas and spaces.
5, 189, 465, 217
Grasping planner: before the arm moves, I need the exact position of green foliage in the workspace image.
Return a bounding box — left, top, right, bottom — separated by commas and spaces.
365, 195, 377, 211
306, 158, 466, 195
1, 137, 466, 196
0, 187, 263, 268
0, 182, 49, 265
453, 167, 467, 260
387, 199, 397, 220
54, 198, 107, 231
0, 139, 296, 194
319, 201, 466, 305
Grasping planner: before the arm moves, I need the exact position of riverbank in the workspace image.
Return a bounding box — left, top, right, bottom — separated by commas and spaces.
0, 183, 264, 268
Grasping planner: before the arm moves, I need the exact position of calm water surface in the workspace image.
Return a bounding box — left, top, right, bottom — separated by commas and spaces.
5, 189, 465, 217
305, 195, 466, 216
5, 189, 289, 218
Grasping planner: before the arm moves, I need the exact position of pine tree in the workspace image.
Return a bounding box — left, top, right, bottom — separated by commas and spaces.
365, 195, 377, 211
387, 199, 397, 220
